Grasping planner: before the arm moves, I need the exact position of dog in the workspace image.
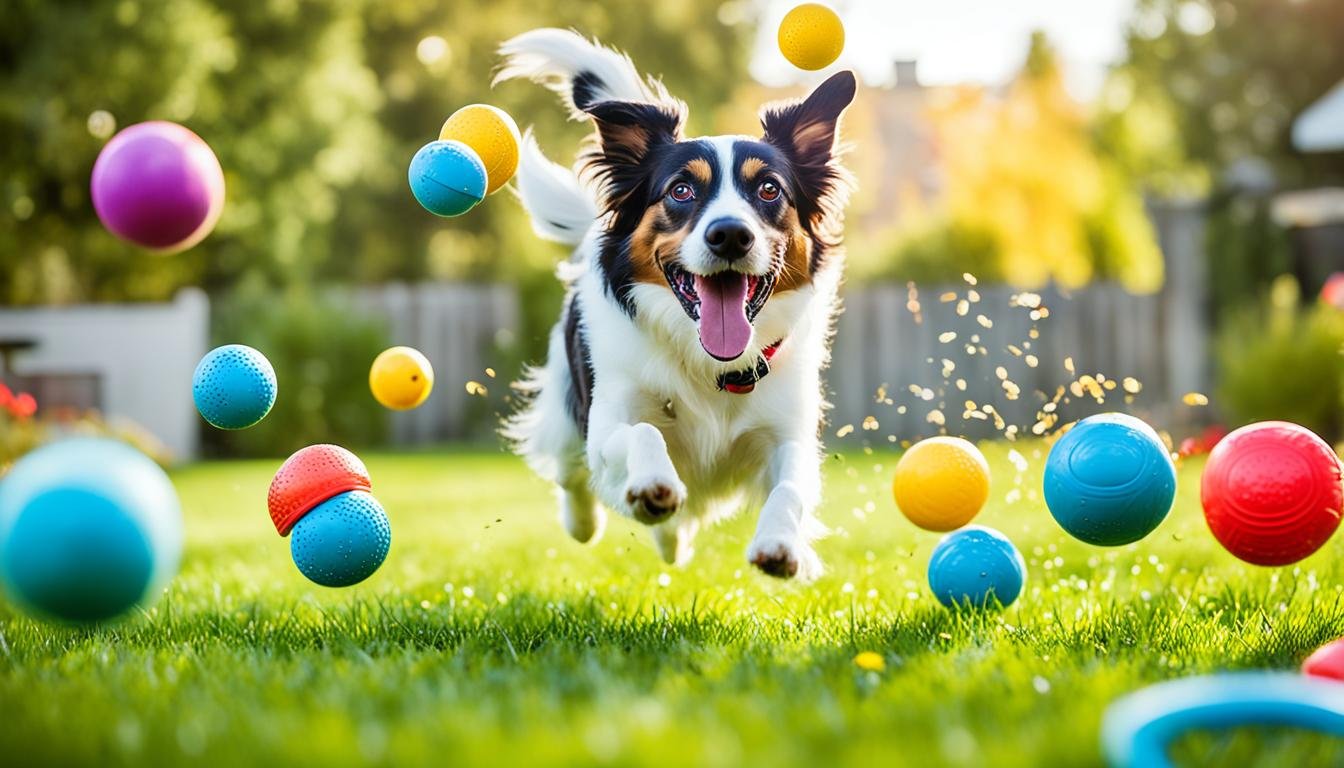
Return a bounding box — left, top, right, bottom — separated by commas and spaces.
499, 29, 855, 580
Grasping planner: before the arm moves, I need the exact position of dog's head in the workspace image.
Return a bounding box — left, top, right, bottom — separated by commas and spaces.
579, 72, 856, 362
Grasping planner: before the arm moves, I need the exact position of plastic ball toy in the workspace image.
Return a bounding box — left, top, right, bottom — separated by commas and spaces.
408, 139, 487, 217
192, 344, 277, 430
1201, 421, 1343, 566
778, 3, 845, 71
267, 444, 371, 535
267, 444, 388, 586
0, 438, 183, 623
1043, 413, 1176, 546
91, 121, 225, 253
439, 104, 521, 195
289, 491, 391, 587
1304, 637, 1344, 682
1102, 673, 1344, 768
369, 346, 434, 411
926, 525, 1025, 609
892, 436, 990, 531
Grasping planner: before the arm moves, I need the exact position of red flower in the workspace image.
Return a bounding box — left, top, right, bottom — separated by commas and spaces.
0, 383, 12, 410
11, 392, 36, 419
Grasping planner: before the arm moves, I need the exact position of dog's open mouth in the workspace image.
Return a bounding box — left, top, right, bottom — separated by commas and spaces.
663, 263, 776, 361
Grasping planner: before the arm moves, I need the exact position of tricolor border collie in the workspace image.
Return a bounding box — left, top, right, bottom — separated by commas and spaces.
500, 29, 855, 580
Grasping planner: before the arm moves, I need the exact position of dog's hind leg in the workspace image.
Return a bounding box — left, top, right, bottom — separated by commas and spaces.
652, 515, 699, 566
557, 465, 605, 544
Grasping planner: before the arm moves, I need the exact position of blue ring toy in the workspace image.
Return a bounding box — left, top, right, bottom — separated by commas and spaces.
1102, 673, 1344, 768
192, 344, 277, 430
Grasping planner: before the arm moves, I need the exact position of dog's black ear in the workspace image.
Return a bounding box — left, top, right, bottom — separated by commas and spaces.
760, 71, 856, 238
580, 100, 685, 227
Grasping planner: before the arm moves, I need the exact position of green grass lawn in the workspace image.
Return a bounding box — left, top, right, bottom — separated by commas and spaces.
3, 443, 1344, 767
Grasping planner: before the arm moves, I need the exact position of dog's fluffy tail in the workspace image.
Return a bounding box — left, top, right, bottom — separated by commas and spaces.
496, 29, 668, 246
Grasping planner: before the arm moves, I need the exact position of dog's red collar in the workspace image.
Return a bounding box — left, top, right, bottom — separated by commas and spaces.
717, 340, 784, 395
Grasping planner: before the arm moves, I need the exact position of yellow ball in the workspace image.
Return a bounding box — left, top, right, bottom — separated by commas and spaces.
369, 346, 434, 411
778, 3, 845, 71
438, 104, 521, 196
892, 436, 991, 532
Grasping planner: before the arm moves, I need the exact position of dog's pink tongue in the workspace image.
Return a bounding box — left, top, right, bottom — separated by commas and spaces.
694, 273, 752, 360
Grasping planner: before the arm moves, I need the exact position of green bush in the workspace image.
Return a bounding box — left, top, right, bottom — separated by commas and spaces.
209, 285, 390, 458
1216, 276, 1344, 441
860, 216, 1004, 284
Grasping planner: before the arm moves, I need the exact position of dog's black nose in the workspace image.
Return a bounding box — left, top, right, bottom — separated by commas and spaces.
704, 218, 755, 261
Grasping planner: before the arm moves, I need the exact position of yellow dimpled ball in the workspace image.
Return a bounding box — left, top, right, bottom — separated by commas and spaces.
438, 104, 521, 195
778, 3, 845, 71
369, 346, 434, 411
892, 436, 991, 532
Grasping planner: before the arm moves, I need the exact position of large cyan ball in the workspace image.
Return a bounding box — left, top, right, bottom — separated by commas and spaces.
1044, 413, 1176, 546
408, 140, 487, 217
289, 491, 390, 587
1201, 421, 1343, 566
0, 439, 183, 622
192, 344, 277, 430
91, 121, 225, 253
927, 525, 1026, 609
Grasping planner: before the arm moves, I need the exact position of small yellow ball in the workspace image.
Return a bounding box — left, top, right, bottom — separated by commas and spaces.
369, 346, 434, 411
438, 104, 521, 196
892, 436, 991, 532
778, 3, 845, 71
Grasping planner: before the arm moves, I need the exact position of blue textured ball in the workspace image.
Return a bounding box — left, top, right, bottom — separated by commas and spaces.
192, 344, 277, 430
289, 491, 390, 587
408, 140, 487, 217
0, 438, 183, 622
927, 525, 1026, 609
1043, 413, 1176, 546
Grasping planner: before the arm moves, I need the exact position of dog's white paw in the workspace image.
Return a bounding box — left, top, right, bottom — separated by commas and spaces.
748, 536, 823, 581
624, 472, 686, 525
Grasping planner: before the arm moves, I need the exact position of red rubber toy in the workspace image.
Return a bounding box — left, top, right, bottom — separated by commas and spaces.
1304, 637, 1344, 682
1201, 421, 1343, 566
267, 444, 371, 535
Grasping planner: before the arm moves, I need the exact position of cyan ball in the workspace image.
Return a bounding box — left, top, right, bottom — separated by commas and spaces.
408, 139, 487, 217
1044, 413, 1176, 546
289, 491, 390, 587
192, 344, 277, 430
927, 525, 1026, 609
0, 439, 183, 622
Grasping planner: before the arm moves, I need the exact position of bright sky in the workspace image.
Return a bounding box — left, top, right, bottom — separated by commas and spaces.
749, 0, 1138, 101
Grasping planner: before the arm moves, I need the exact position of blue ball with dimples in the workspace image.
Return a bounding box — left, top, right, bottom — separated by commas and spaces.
0, 438, 183, 622
289, 491, 391, 587
408, 140, 487, 217
927, 525, 1026, 609
192, 344, 277, 430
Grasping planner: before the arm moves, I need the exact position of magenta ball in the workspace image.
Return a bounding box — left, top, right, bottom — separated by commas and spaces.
91, 121, 225, 253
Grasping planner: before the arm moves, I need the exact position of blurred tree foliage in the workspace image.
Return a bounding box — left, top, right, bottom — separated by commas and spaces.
875, 33, 1163, 291
0, 0, 752, 335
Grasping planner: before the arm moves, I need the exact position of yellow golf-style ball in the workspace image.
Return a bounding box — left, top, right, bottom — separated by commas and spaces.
778, 3, 845, 71
438, 104, 521, 195
369, 346, 434, 411
892, 436, 991, 532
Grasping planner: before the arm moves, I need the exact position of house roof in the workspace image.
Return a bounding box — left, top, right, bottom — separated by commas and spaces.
1293, 79, 1344, 153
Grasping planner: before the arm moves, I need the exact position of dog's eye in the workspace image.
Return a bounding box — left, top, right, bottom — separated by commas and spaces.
669, 183, 695, 203
758, 180, 781, 203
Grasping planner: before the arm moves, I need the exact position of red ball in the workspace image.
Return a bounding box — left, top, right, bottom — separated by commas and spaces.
1200, 421, 1343, 566
267, 445, 371, 536
1303, 637, 1344, 682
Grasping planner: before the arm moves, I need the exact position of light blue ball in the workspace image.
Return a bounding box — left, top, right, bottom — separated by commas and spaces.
192, 344, 277, 430
0, 438, 183, 622
408, 140, 487, 217
927, 525, 1026, 609
1043, 413, 1176, 546
289, 491, 390, 587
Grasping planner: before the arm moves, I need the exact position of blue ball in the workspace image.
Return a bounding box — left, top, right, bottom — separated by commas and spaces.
1043, 413, 1176, 546
192, 344, 277, 430
408, 140, 487, 217
927, 525, 1026, 609
0, 439, 183, 622
289, 491, 390, 587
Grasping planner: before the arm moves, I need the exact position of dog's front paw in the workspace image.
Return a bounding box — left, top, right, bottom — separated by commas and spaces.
748, 537, 823, 581
624, 474, 686, 524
